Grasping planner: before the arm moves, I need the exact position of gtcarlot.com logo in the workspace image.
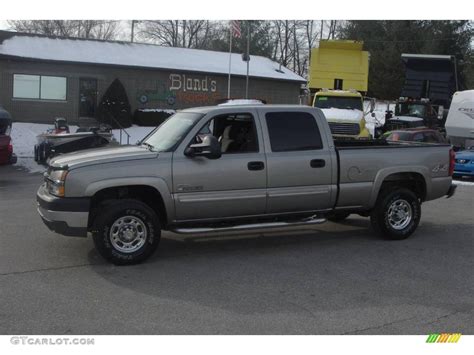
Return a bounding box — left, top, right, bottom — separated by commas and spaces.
426, 333, 462, 343
10, 336, 95, 346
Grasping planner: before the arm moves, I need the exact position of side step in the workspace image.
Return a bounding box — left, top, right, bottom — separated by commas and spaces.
171, 215, 327, 234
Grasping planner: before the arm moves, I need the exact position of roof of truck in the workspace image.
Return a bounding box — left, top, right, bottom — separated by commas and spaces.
315, 90, 362, 98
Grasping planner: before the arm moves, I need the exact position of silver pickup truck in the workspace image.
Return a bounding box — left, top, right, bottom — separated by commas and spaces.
37, 105, 457, 264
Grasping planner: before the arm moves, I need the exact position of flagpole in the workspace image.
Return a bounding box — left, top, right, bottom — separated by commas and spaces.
245, 22, 250, 99
227, 24, 232, 99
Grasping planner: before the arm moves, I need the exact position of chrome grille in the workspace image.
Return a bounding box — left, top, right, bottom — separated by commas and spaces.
328, 122, 360, 136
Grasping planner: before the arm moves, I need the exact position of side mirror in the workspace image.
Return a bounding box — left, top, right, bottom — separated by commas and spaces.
369, 98, 376, 113
437, 106, 444, 120
184, 134, 222, 160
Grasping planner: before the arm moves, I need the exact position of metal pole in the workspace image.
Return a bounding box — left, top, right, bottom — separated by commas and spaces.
227, 26, 233, 99
131, 20, 136, 43
245, 23, 250, 99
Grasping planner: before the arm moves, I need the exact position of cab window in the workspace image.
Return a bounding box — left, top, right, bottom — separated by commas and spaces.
195, 113, 259, 154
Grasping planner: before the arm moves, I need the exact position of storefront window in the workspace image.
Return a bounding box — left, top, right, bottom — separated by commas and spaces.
13, 74, 67, 101
13, 74, 40, 99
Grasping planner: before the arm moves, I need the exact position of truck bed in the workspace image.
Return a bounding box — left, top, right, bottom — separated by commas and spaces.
333, 140, 452, 209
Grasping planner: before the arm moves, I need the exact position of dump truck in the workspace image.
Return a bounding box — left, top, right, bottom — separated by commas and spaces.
308, 40, 374, 139
384, 54, 459, 133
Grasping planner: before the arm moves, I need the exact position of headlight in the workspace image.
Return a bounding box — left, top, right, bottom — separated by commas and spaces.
46, 170, 68, 197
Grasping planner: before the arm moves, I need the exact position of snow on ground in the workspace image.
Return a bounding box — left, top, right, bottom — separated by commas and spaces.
453, 179, 474, 186
10, 123, 155, 173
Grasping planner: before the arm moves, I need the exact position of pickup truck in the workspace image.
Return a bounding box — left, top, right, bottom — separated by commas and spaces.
37, 105, 457, 264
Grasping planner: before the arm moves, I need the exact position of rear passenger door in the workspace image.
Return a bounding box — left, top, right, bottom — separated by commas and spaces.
261, 110, 337, 214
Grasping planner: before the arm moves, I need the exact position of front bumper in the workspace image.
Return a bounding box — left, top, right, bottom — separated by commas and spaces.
36, 184, 90, 237
453, 166, 474, 177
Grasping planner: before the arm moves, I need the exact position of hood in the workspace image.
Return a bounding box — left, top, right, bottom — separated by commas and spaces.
49, 145, 158, 170
391, 115, 424, 122
320, 108, 364, 122
455, 149, 474, 160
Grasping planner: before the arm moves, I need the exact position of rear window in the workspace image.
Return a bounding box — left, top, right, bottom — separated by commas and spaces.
265, 112, 323, 152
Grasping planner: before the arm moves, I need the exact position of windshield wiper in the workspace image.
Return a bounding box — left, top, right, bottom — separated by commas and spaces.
141, 142, 155, 151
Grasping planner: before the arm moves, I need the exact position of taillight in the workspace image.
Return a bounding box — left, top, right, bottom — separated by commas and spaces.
449, 149, 455, 176
7, 143, 13, 154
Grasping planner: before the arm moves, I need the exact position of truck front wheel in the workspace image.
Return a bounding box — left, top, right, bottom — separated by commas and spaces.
91, 199, 161, 265
370, 188, 421, 240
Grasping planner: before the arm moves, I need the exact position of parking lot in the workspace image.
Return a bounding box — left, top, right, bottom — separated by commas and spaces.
0, 164, 473, 335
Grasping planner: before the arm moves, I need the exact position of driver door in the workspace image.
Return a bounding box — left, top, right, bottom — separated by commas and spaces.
172, 110, 267, 222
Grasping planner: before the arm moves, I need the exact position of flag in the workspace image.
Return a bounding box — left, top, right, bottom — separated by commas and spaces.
231, 20, 241, 38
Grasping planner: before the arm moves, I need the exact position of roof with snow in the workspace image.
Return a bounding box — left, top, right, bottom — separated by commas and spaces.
0, 31, 305, 83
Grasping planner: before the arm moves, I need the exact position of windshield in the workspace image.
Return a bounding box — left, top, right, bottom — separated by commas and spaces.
385, 131, 414, 141
142, 112, 204, 152
314, 96, 363, 111
396, 103, 426, 118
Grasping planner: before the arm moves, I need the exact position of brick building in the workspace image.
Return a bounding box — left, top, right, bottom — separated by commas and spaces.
0, 31, 306, 124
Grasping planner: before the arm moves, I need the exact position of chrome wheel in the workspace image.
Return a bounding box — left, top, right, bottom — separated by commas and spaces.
109, 216, 147, 253
387, 199, 412, 230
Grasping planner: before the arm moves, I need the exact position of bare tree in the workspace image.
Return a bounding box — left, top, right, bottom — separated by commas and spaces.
7, 20, 120, 40
271, 20, 326, 77
138, 20, 215, 49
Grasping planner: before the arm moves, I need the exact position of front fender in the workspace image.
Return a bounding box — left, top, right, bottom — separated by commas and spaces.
84, 177, 175, 223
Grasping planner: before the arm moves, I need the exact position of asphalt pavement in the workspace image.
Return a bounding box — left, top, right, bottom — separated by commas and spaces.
0, 164, 473, 334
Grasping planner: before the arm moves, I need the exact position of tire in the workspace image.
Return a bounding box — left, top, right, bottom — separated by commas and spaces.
328, 212, 351, 222
370, 187, 421, 240
34, 145, 39, 162
92, 199, 161, 265
39, 143, 47, 163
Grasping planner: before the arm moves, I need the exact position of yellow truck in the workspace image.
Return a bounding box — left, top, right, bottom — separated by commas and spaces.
312, 89, 372, 139
309, 40, 372, 139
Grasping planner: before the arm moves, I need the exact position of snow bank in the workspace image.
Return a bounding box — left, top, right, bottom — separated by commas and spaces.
453, 179, 474, 187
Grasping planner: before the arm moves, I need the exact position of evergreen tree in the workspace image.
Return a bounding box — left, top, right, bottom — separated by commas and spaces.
338, 20, 473, 99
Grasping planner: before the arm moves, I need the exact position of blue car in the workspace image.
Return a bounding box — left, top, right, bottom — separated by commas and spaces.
454, 147, 474, 177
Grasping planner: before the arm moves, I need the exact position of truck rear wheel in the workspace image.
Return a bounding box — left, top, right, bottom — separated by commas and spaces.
92, 199, 161, 265
370, 188, 421, 240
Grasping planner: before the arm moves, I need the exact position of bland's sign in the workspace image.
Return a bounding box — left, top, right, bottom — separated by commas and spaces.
169, 74, 217, 93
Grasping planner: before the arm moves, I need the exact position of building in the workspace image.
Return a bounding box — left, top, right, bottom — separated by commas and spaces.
0, 31, 306, 124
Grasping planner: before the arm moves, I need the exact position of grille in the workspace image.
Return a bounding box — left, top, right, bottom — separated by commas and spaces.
328, 122, 360, 136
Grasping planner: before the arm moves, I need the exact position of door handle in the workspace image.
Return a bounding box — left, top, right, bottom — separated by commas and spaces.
248, 161, 265, 171
310, 159, 326, 168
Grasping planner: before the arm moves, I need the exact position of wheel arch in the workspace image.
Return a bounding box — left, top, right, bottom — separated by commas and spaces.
369, 168, 429, 208
87, 179, 173, 229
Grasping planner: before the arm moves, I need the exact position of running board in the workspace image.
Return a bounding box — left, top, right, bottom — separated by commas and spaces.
171, 216, 327, 234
